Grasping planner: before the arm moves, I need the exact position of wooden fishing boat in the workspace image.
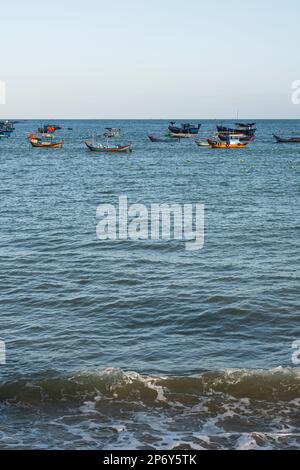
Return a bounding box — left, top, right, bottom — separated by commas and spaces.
273, 134, 300, 143
30, 140, 63, 148
28, 133, 64, 148
195, 140, 210, 147
217, 123, 256, 141
85, 140, 132, 153
168, 122, 201, 135
148, 134, 179, 142
207, 137, 252, 148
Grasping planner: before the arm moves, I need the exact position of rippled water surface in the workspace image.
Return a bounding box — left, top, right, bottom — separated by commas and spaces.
0, 120, 299, 449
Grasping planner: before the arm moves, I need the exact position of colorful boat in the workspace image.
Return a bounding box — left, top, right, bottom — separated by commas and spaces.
28, 132, 64, 148
85, 140, 132, 153
207, 137, 252, 148
273, 134, 300, 143
168, 122, 201, 135
38, 124, 61, 134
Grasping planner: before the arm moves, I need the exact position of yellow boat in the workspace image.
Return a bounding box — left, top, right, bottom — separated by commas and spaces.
207, 137, 252, 149
28, 132, 64, 149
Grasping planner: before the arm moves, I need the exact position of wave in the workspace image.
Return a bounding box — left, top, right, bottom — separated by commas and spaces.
1, 368, 300, 450
1, 367, 300, 405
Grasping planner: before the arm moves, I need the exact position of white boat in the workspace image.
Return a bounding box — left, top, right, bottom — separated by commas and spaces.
104, 128, 120, 138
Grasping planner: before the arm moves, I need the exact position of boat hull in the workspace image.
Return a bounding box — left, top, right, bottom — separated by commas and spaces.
207, 139, 250, 149
148, 134, 179, 142
30, 140, 63, 148
273, 134, 300, 143
168, 132, 194, 138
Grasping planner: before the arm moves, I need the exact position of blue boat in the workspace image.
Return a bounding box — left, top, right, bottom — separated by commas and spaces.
168, 122, 201, 135
0, 120, 14, 137
217, 123, 256, 141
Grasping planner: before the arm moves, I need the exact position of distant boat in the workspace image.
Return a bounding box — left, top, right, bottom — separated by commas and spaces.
273, 134, 300, 143
28, 132, 64, 148
104, 128, 120, 138
0, 120, 14, 136
168, 122, 201, 135
85, 140, 132, 153
38, 124, 61, 134
217, 123, 256, 141
234, 122, 256, 129
207, 136, 252, 149
148, 134, 180, 142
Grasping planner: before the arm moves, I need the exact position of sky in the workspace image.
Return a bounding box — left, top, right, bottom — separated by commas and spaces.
0, 0, 300, 118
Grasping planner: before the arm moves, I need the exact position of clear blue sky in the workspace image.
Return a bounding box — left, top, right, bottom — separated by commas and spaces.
1, 0, 299, 118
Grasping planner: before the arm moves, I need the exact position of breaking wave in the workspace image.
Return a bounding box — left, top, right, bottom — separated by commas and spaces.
0, 367, 300, 449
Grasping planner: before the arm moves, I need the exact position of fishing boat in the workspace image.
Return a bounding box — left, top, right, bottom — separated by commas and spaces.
28, 132, 64, 148
38, 124, 61, 134
207, 136, 252, 149
85, 140, 132, 153
168, 122, 201, 135
195, 140, 211, 147
148, 134, 180, 142
273, 134, 300, 143
104, 128, 120, 138
0, 120, 14, 136
217, 122, 256, 141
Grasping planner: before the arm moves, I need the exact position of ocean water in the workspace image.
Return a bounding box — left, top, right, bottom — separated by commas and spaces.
0, 119, 299, 449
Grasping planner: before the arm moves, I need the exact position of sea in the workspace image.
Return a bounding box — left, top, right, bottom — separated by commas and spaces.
0, 119, 299, 449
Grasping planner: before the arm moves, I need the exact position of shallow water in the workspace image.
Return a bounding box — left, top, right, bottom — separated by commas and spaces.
0, 120, 299, 449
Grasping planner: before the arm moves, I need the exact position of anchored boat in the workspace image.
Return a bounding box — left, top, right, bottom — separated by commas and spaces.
28, 132, 64, 148
38, 124, 61, 134
85, 141, 132, 153
217, 122, 256, 141
273, 134, 300, 143
0, 120, 15, 137
168, 122, 201, 135
148, 134, 180, 142
207, 136, 252, 148
104, 128, 120, 138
